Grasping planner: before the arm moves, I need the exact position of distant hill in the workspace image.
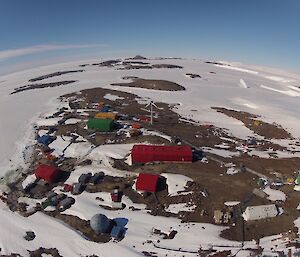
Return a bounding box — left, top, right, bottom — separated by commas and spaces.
127, 55, 147, 60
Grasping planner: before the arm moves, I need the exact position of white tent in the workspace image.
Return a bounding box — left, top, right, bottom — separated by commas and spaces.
242, 204, 278, 221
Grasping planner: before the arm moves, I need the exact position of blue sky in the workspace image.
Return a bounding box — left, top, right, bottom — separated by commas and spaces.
0, 0, 299, 74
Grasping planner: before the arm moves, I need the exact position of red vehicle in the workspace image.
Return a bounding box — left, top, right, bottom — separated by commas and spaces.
64, 184, 73, 192
111, 189, 123, 202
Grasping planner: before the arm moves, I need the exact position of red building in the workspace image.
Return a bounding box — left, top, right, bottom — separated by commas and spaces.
35, 164, 60, 183
131, 145, 193, 164
136, 173, 160, 193
138, 115, 151, 123
132, 123, 142, 129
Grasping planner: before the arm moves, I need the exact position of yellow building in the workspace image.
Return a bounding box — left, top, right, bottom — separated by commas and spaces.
254, 120, 262, 127
95, 112, 117, 120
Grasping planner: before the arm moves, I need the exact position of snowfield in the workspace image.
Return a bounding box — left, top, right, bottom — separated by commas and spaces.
1, 58, 300, 180
0, 57, 300, 256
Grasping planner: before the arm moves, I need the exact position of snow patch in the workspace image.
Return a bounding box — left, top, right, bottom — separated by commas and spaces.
263, 186, 286, 201
141, 129, 172, 142
224, 201, 240, 207
161, 173, 193, 196
103, 93, 125, 101
64, 118, 82, 125
166, 203, 196, 214
261, 85, 300, 97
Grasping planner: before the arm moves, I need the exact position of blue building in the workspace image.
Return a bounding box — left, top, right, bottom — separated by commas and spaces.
110, 226, 125, 240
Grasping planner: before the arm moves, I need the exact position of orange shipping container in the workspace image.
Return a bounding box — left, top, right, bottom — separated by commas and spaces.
95, 112, 117, 120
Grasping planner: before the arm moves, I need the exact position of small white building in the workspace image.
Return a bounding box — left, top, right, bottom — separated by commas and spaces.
242, 204, 279, 221
22, 174, 37, 190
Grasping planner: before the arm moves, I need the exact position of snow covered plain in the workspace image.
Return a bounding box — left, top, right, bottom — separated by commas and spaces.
1, 58, 300, 180
0, 57, 300, 256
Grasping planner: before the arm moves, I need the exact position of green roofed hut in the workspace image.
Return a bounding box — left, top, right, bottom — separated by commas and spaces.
87, 118, 114, 132
296, 174, 300, 185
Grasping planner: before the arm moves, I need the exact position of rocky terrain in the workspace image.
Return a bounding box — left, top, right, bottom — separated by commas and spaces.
0, 56, 300, 257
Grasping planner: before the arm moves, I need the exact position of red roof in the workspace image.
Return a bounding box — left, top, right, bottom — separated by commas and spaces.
138, 115, 151, 122
136, 173, 159, 193
131, 145, 193, 164
35, 164, 60, 183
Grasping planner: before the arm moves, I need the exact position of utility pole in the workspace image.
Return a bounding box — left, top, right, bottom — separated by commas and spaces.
150, 102, 153, 125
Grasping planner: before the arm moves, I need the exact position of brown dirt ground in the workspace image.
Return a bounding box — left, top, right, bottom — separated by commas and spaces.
212, 107, 292, 139
111, 79, 185, 91
28, 247, 63, 257
152, 64, 183, 69
73, 87, 300, 241
120, 65, 153, 70
29, 70, 84, 82
1, 247, 98, 257
4, 86, 300, 246
122, 61, 150, 65
46, 212, 111, 243
98, 60, 120, 67
118, 63, 183, 70
11, 81, 77, 95
232, 156, 300, 178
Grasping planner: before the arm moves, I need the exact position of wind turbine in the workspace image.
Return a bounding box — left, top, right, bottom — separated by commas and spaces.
145, 101, 161, 125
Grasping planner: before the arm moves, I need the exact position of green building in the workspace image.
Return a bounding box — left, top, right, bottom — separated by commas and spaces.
87, 118, 114, 132
296, 174, 300, 185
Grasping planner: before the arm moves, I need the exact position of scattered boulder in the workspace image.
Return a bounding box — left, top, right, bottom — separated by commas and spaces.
24, 231, 35, 241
